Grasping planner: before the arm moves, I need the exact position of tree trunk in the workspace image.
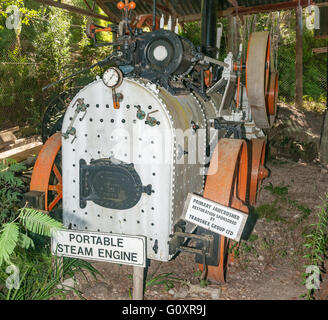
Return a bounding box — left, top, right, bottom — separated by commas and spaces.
295, 6, 303, 108
320, 110, 328, 165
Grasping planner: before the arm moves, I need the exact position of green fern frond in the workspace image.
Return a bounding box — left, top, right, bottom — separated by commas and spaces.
18, 208, 63, 237
17, 232, 35, 250
8, 162, 26, 173
0, 223, 19, 266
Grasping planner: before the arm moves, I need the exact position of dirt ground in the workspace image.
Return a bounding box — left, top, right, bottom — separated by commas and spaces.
63, 159, 326, 300
62, 103, 328, 301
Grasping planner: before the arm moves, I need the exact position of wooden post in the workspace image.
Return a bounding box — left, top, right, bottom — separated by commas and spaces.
295, 5, 303, 108
320, 110, 328, 165
133, 266, 144, 300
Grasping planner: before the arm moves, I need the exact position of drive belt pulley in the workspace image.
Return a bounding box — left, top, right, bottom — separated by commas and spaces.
246, 31, 279, 129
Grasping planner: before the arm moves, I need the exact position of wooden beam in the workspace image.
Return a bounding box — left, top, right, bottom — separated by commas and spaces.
82, 0, 93, 12
142, 0, 173, 16
313, 1, 328, 7
178, 0, 314, 22
93, 0, 120, 23
165, 0, 178, 17
0, 142, 43, 162
312, 47, 328, 53
31, 0, 111, 21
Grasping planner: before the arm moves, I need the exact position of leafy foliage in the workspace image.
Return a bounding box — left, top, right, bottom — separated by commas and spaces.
302, 193, 328, 299
0, 207, 63, 267
0, 222, 19, 265
0, 159, 102, 300
0, 252, 101, 300
0, 160, 25, 225
19, 208, 63, 237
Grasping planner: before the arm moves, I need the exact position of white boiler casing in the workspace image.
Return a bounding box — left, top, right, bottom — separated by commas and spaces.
61, 77, 217, 261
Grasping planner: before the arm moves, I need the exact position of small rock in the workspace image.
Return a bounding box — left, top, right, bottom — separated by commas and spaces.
56, 277, 77, 290
210, 289, 221, 300
175, 289, 189, 299
321, 169, 328, 175
258, 255, 265, 261
168, 289, 175, 296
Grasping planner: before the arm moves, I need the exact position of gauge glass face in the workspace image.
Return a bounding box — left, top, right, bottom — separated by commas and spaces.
102, 68, 122, 88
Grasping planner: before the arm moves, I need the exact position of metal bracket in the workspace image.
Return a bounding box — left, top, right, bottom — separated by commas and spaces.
169, 231, 214, 258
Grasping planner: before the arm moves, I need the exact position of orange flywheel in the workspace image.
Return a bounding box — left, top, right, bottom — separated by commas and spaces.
30, 132, 62, 212
249, 139, 269, 207
198, 139, 249, 283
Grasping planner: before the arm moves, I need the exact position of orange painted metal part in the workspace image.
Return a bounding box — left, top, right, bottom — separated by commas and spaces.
94, 27, 112, 33
30, 132, 62, 211
265, 36, 271, 93
249, 139, 268, 206
134, 14, 160, 30
204, 70, 213, 87
267, 72, 279, 116
235, 58, 242, 109
198, 139, 249, 283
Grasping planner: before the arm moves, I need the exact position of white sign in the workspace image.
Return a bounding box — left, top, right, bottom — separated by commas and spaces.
183, 193, 248, 241
51, 229, 146, 267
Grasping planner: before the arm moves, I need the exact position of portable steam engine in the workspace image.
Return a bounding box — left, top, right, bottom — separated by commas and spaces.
25, 0, 278, 283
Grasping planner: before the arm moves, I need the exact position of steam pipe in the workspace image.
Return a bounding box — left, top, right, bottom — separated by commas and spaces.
153, 0, 157, 31
201, 0, 218, 58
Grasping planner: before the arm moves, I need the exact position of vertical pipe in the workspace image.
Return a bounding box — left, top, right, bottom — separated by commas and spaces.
201, 0, 218, 58
153, 0, 157, 31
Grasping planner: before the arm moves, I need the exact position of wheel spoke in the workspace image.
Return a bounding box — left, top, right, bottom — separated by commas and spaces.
52, 164, 62, 184
48, 192, 62, 212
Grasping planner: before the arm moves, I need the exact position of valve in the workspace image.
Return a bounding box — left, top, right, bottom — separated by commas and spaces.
135, 105, 145, 120
117, 1, 136, 10
145, 110, 160, 127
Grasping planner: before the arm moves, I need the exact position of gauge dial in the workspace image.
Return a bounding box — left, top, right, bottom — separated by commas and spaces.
102, 67, 123, 88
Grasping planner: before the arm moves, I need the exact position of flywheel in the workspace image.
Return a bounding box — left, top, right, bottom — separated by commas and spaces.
198, 138, 249, 283
246, 32, 279, 128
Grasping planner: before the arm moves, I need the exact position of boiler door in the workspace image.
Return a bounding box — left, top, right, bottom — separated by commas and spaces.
79, 158, 143, 210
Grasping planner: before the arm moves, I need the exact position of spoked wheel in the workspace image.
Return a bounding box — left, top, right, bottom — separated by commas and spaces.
30, 132, 62, 212
42, 89, 79, 143
246, 32, 278, 128
198, 139, 249, 283
249, 139, 269, 206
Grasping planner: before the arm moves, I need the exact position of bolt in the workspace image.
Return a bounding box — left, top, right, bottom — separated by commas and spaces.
258, 166, 269, 180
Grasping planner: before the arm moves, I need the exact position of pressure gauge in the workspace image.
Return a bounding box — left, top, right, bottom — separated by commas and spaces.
102, 67, 123, 88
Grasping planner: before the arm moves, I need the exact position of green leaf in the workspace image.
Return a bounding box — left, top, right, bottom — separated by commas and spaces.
0, 223, 19, 266
18, 208, 63, 236
17, 232, 35, 250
